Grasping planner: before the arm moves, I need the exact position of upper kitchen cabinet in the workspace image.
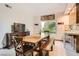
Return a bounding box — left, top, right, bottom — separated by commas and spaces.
65, 3, 79, 25
69, 4, 76, 25
76, 3, 79, 23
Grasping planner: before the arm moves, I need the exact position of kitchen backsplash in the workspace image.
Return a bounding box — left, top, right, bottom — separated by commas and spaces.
70, 24, 79, 31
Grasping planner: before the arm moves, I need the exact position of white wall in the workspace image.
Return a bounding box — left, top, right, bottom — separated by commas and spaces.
0, 8, 15, 48
0, 6, 34, 48
32, 16, 41, 34
56, 16, 64, 40
56, 15, 69, 40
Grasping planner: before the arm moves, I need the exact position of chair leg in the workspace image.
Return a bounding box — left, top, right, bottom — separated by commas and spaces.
45, 50, 49, 56
23, 53, 25, 56
32, 51, 33, 56
51, 45, 53, 51
16, 52, 18, 56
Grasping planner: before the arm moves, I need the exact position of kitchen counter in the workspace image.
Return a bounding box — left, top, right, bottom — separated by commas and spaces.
65, 30, 79, 35
65, 30, 79, 53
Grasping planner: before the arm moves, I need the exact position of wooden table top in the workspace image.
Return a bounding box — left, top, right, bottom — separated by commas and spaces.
23, 34, 48, 43
15, 33, 49, 44
23, 35, 41, 43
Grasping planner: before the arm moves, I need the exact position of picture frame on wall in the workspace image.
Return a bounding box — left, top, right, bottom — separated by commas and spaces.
41, 14, 55, 21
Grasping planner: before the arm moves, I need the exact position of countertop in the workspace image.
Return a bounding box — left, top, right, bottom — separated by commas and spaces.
65, 30, 79, 35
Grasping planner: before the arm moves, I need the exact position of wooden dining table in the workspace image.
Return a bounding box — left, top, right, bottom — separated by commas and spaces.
15, 34, 50, 56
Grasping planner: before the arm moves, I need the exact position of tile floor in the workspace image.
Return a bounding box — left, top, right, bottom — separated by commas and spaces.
49, 41, 66, 56
0, 40, 79, 56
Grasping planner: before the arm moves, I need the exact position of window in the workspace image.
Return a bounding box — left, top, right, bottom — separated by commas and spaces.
41, 20, 56, 34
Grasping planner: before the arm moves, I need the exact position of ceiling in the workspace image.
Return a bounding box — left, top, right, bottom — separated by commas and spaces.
0, 3, 68, 16
64, 3, 75, 14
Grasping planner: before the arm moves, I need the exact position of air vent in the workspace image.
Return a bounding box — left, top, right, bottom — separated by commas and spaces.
4, 4, 12, 9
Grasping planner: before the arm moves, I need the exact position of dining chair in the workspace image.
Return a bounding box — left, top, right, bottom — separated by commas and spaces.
32, 35, 50, 56
13, 36, 34, 56
39, 35, 55, 56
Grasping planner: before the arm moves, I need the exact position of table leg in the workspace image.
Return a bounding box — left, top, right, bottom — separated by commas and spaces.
38, 41, 43, 56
